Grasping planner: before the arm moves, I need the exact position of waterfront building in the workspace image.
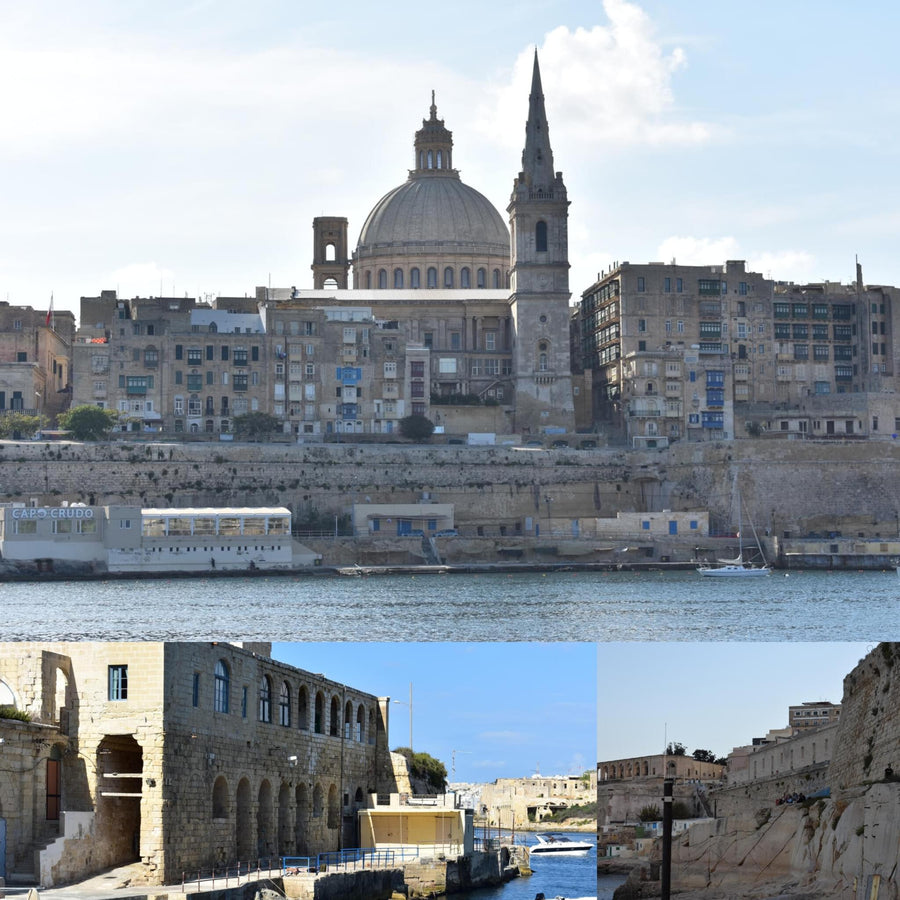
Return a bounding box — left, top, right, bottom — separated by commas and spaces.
0, 504, 320, 574
0, 642, 392, 887
478, 773, 596, 828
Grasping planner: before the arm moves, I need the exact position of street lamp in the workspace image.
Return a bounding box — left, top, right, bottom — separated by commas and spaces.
392, 682, 413, 750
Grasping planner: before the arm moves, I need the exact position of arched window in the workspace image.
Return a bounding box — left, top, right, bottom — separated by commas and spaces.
536, 220, 548, 252
365, 271, 372, 289
208, 322, 218, 333
419, 150, 424, 169
258, 676, 272, 723
212, 775, 229, 819
314, 691, 325, 733
205, 396, 214, 415
436, 149, 442, 169
205, 419, 214, 433
325, 243, 336, 262
378, 269, 387, 289
492, 269, 501, 289
477, 268, 486, 288
460, 267, 470, 288
427, 150, 433, 169
279, 681, 291, 726
393, 268, 404, 289
410, 268, 420, 289
356, 704, 365, 742
330, 696, 340, 736
214, 660, 229, 713
427, 267, 438, 288
444, 267, 454, 288
539, 352, 548, 372
344, 700, 353, 739
298, 685, 309, 730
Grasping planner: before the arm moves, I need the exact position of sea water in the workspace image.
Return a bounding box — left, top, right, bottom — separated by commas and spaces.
4, 569, 899, 640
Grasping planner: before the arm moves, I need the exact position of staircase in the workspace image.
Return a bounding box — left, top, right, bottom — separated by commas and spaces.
421, 535, 442, 565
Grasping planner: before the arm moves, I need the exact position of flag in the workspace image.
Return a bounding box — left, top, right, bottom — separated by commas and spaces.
45, 293, 54, 328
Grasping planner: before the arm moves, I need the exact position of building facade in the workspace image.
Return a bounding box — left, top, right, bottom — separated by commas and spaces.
0, 642, 392, 886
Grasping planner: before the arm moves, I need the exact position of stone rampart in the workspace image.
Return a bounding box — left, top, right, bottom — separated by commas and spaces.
4, 439, 900, 540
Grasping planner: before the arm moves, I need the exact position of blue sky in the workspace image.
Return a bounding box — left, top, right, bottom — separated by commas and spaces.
273, 642, 596, 783
597, 642, 871, 761
3, 1, 900, 318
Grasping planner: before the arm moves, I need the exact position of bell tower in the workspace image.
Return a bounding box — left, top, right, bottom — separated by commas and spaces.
311, 217, 350, 289
507, 51, 574, 433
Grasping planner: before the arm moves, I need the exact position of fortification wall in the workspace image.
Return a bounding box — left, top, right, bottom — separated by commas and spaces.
1, 440, 900, 536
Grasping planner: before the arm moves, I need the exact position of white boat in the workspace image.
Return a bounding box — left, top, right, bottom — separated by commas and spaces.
698, 477, 771, 577
530, 833, 593, 855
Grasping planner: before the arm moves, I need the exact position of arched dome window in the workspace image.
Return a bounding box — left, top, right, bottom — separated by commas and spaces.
427, 267, 438, 288
410, 268, 420, 289
492, 269, 501, 289
325, 243, 336, 262
436, 150, 442, 169
427, 150, 433, 169
208, 322, 217, 333
461, 267, 470, 288
393, 268, 404, 289
536, 220, 548, 252
477, 268, 486, 288
365, 271, 372, 289
443, 267, 454, 288
378, 269, 387, 289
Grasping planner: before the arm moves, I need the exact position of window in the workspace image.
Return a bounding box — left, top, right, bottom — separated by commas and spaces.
233, 373, 248, 391
410, 267, 420, 289
664, 277, 671, 292
214, 660, 229, 713
461, 267, 470, 288
676, 278, 683, 292
485, 332, 496, 351
259, 676, 272, 723
279, 682, 291, 726
535, 220, 548, 252
638, 319, 646, 333
477, 268, 486, 288
493, 269, 501, 288
427, 267, 437, 288
192, 672, 200, 707
378, 269, 387, 289
444, 267, 454, 288
234, 348, 248, 366
145, 349, 159, 366
108, 665, 128, 701
188, 348, 202, 365
637, 277, 645, 292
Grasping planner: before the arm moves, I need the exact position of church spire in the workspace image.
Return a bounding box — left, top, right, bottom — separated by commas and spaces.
519, 49, 556, 191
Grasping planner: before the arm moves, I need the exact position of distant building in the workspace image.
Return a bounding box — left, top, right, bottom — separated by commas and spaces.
789, 700, 842, 730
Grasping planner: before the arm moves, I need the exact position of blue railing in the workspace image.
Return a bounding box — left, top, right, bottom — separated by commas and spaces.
282, 844, 459, 874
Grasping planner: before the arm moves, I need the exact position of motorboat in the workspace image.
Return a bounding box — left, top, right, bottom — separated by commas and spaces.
530, 833, 593, 854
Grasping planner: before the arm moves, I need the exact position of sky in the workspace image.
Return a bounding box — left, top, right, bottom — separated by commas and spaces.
4, 1, 900, 321
597, 642, 872, 761
273, 642, 596, 784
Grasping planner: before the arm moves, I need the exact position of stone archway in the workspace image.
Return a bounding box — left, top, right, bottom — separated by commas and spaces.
235, 778, 252, 861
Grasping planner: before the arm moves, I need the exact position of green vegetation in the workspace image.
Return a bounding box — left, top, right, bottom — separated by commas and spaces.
233, 412, 283, 440
0, 705, 30, 721
393, 747, 447, 793
543, 801, 597, 822
638, 804, 661, 822
57, 405, 119, 440
0, 412, 44, 439
666, 742, 686, 756
399, 414, 435, 442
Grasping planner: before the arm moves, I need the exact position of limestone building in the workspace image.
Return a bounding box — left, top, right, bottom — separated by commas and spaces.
69, 52, 575, 438
575, 260, 900, 445
478, 773, 596, 828
0, 642, 392, 886
0, 301, 74, 425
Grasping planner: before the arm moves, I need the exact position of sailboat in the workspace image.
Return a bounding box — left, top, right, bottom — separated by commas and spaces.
697, 478, 771, 577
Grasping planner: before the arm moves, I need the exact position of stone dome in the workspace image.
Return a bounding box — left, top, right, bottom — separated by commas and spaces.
353, 95, 510, 289
357, 176, 510, 258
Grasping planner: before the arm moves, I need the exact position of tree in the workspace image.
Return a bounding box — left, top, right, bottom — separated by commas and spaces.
399, 414, 435, 442
393, 747, 447, 793
233, 412, 282, 440
666, 742, 686, 756
638, 804, 661, 822
0, 412, 43, 439
57, 405, 119, 441
692, 749, 719, 763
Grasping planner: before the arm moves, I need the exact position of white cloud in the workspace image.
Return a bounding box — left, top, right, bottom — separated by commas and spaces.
655, 237, 818, 283
474, 0, 710, 154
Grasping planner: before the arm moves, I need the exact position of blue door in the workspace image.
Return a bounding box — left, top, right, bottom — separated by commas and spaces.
669, 520, 678, 535
397, 520, 412, 536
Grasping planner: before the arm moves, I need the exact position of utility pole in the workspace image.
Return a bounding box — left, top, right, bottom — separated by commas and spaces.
661, 777, 674, 900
